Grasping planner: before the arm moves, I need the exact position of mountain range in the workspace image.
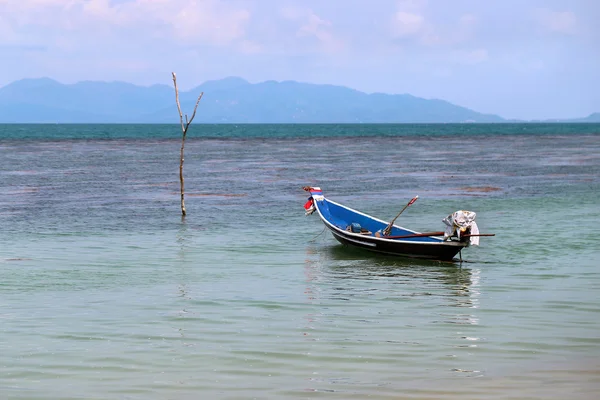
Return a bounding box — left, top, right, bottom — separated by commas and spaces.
0, 77, 597, 123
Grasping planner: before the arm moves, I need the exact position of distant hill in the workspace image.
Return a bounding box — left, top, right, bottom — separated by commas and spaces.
0, 77, 597, 123
0, 77, 509, 123
571, 112, 600, 123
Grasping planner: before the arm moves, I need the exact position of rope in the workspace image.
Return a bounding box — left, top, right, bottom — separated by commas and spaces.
308, 227, 326, 243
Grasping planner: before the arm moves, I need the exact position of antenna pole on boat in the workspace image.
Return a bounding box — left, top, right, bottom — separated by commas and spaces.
383, 195, 419, 236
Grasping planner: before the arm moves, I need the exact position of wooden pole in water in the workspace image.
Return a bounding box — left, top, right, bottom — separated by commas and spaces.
172, 72, 203, 217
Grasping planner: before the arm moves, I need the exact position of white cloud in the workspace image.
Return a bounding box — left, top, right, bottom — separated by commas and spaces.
390, 2, 478, 46
299, 14, 343, 52
0, 0, 74, 6
392, 11, 425, 37
535, 9, 577, 35
168, 3, 250, 44
0, 0, 252, 46
395, 0, 427, 12
82, 0, 115, 19
390, 0, 427, 38
281, 7, 344, 52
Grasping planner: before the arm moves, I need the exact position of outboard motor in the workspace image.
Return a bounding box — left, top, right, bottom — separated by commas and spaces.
442, 210, 480, 245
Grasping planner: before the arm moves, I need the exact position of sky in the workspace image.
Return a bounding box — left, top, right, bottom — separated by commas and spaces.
0, 0, 598, 120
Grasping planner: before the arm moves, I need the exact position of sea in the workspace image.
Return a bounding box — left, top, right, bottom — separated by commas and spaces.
1, 123, 599, 399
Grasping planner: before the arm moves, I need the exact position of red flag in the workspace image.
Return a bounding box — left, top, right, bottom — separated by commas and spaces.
303, 198, 314, 210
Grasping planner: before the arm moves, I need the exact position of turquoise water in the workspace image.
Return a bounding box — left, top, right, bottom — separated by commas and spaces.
1, 122, 599, 140
1, 124, 599, 399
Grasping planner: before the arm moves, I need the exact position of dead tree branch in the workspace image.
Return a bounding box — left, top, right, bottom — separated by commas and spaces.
172, 72, 203, 217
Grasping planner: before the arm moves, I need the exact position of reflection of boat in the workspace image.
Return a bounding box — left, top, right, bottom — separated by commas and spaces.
303, 187, 488, 261
321, 245, 472, 283
304, 245, 479, 311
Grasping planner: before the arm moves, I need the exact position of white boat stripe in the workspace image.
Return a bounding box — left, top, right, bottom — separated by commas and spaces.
331, 230, 377, 247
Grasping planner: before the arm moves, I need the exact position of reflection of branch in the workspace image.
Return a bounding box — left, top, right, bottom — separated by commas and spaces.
179, 284, 189, 299
172, 72, 204, 217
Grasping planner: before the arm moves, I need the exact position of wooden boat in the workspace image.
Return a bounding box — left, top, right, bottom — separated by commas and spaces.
303, 186, 490, 261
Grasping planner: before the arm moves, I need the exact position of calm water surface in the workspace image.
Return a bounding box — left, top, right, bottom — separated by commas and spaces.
1, 124, 599, 399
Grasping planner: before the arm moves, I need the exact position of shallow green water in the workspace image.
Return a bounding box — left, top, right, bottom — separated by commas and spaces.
1, 124, 599, 399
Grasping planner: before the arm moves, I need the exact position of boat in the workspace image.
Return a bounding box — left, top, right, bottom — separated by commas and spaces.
302, 186, 491, 261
